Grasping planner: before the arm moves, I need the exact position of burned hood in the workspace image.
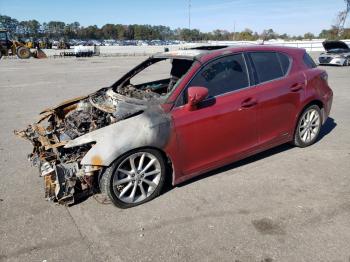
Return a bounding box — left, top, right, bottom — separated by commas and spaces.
40, 95, 88, 114
38, 88, 149, 123
15, 87, 152, 149
89, 88, 149, 116
323, 40, 349, 52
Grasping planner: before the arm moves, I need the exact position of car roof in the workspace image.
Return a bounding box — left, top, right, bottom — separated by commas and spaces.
152, 49, 209, 60
153, 45, 304, 62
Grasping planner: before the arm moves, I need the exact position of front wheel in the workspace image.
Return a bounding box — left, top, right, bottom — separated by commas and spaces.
16, 46, 31, 59
99, 149, 166, 208
293, 105, 322, 148
344, 58, 350, 66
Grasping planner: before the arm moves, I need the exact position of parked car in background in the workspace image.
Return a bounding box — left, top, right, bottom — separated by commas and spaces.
318, 40, 350, 66
16, 45, 333, 208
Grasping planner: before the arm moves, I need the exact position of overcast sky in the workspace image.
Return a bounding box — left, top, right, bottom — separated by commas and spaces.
0, 0, 348, 35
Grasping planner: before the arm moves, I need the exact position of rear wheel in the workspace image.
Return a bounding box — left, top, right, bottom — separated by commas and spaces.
16, 46, 31, 59
99, 149, 166, 208
293, 105, 322, 147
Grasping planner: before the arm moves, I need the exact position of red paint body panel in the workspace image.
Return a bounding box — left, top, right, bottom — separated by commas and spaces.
162, 46, 333, 185
172, 87, 258, 179
254, 71, 306, 148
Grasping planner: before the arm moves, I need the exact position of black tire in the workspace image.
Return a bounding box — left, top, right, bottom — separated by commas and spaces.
293, 105, 322, 148
16, 46, 31, 59
99, 149, 166, 208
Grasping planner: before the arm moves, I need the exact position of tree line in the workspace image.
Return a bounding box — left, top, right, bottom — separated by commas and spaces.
1, 14, 349, 41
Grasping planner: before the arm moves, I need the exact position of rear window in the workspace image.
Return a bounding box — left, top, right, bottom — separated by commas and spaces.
303, 53, 317, 68
249, 52, 285, 83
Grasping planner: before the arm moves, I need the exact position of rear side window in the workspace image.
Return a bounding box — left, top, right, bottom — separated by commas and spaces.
303, 52, 317, 68
277, 53, 291, 74
188, 53, 249, 98
249, 52, 285, 83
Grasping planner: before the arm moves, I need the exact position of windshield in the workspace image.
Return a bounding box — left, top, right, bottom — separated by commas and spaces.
0, 32, 7, 41
327, 48, 350, 53
112, 57, 194, 103
131, 59, 171, 85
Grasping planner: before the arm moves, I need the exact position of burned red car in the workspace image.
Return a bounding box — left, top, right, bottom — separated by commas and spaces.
16, 45, 333, 208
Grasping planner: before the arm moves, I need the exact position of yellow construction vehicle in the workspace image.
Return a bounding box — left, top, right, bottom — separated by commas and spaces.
0, 29, 46, 59
25, 37, 36, 49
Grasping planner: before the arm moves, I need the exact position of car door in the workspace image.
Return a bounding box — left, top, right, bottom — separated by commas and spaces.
247, 51, 305, 148
171, 53, 258, 179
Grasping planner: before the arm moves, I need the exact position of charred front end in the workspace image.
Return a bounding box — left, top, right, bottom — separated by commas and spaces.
14, 87, 156, 205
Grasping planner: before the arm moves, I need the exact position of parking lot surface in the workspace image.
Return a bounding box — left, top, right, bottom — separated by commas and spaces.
0, 53, 349, 262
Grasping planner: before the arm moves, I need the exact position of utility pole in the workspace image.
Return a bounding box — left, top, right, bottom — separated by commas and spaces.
233, 21, 236, 41
188, 0, 191, 30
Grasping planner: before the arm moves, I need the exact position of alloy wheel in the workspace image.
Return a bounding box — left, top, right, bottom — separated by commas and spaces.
112, 152, 162, 204
298, 108, 321, 143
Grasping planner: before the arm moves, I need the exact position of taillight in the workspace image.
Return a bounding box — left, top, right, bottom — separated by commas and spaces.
320, 72, 328, 84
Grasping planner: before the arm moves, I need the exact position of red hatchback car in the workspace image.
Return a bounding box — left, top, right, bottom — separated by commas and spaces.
17, 45, 333, 208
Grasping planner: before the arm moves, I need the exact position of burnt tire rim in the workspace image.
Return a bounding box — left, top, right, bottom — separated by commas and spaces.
298, 108, 321, 143
112, 152, 161, 204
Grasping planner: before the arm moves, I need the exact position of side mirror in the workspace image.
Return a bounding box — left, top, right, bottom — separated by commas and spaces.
186, 86, 209, 111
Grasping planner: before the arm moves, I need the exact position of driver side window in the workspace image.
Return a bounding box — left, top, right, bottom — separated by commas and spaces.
177, 53, 249, 106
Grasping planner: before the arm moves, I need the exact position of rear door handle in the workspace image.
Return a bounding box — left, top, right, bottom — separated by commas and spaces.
241, 98, 258, 108
290, 83, 304, 92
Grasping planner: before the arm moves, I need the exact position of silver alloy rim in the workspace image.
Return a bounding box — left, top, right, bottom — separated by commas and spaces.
298, 109, 321, 143
112, 152, 161, 204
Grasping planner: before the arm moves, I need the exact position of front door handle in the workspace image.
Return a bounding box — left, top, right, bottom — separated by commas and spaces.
290, 83, 304, 92
241, 98, 257, 108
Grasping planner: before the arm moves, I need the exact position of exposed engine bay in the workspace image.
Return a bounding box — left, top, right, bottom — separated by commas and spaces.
14, 56, 194, 205
14, 87, 161, 205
